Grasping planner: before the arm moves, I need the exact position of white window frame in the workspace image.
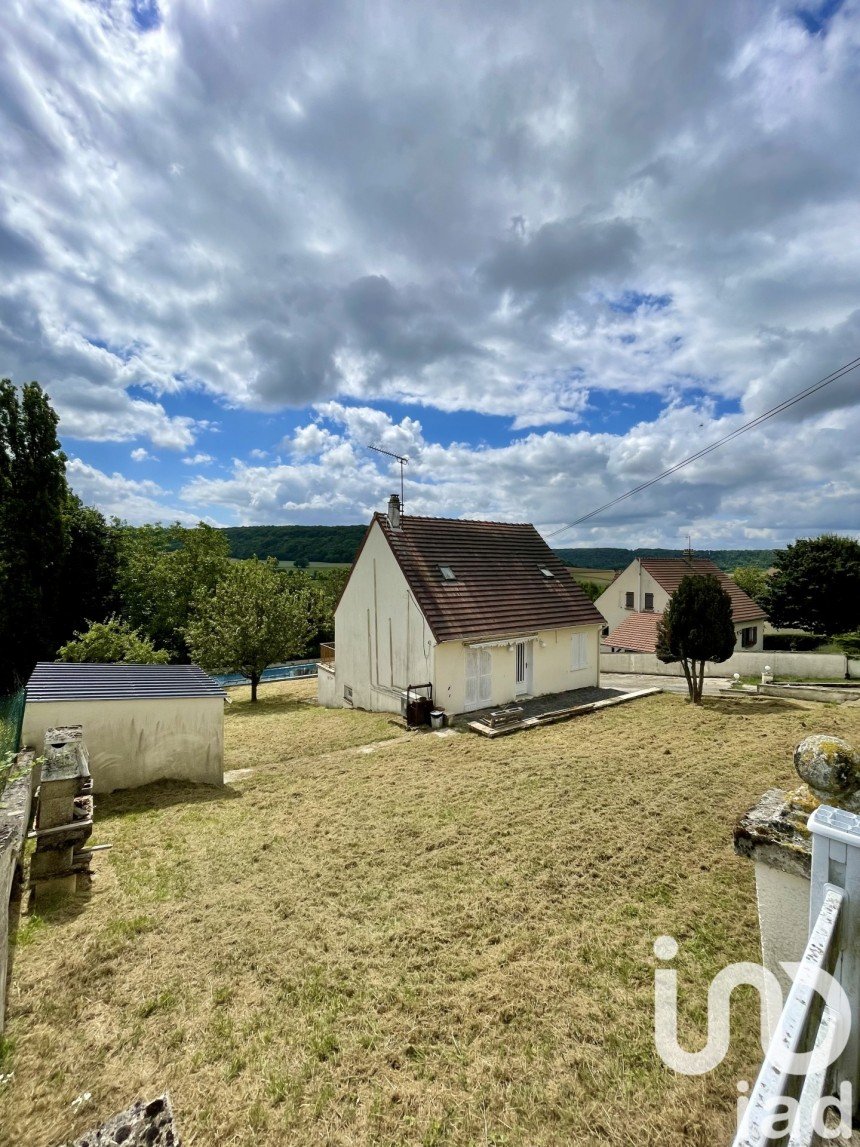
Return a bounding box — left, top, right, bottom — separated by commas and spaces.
570, 631, 589, 671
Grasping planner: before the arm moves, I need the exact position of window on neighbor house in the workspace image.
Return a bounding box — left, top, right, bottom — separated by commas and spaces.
439, 565, 456, 581
343, 684, 353, 705
571, 632, 589, 671
741, 626, 758, 648
644, 592, 654, 611
625, 591, 635, 609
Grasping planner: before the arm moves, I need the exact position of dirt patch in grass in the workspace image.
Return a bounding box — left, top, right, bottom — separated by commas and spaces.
2, 688, 859, 1146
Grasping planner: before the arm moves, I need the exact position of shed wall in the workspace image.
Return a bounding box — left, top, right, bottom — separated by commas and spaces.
22, 696, 224, 793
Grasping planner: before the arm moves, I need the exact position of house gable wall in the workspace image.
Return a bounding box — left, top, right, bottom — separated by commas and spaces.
596, 562, 667, 631
329, 520, 434, 713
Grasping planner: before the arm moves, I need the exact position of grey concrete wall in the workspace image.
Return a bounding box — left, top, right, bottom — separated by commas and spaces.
600, 649, 852, 678
22, 697, 224, 794
0, 751, 35, 1036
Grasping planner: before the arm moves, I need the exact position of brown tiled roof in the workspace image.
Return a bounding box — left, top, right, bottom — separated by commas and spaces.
640, 558, 766, 624
373, 514, 605, 643
605, 612, 663, 653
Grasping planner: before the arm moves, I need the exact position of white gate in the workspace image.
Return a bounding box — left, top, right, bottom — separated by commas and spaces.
465, 647, 492, 711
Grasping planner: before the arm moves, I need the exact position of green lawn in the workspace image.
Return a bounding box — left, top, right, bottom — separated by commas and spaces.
2, 680, 858, 1146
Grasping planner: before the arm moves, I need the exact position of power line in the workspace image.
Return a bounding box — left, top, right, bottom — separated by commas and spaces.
547, 354, 860, 540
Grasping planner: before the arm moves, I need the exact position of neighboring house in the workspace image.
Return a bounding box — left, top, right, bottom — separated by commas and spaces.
595, 557, 767, 654
317, 496, 605, 715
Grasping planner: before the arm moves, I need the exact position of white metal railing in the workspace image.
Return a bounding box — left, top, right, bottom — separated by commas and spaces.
733, 805, 860, 1146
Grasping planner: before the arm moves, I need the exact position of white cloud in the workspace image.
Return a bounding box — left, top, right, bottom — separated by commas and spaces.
181, 452, 215, 465
130, 447, 152, 462
2, 0, 859, 540
180, 399, 860, 546
68, 458, 208, 525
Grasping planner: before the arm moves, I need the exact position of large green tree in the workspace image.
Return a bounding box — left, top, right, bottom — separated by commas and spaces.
59, 494, 119, 638
114, 522, 231, 660
57, 617, 169, 664
0, 380, 68, 690
656, 574, 737, 704
185, 558, 313, 701
763, 535, 860, 637
0, 381, 122, 691
730, 565, 769, 606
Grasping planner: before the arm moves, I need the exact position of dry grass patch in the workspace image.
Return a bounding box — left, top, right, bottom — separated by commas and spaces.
224, 677, 403, 768
2, 683, 859, 1146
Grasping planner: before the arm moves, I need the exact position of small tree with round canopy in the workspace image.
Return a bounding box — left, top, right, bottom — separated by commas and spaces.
185, 558, 313, 702
655, 573, 736, 704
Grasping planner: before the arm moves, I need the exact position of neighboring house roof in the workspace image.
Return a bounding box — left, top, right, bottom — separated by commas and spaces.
639, 558, 766, 624
367, 514, 605, 643
605, 612, 663, 653
26, 662, 227, 703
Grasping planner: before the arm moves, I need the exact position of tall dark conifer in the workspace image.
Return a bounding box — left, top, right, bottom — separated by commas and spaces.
0, 379, 68, 690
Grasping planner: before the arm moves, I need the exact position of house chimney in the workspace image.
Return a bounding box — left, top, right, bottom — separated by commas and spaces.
387, 493, 401, 529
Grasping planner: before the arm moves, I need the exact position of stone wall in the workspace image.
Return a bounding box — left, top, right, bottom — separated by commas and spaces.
0, 750, 36, 1036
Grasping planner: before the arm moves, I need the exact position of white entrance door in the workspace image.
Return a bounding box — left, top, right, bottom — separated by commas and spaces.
515, 640, 533, 696
464, 647, 493, 711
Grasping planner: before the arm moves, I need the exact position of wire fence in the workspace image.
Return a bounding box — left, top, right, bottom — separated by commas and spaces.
0, 687, 26, 763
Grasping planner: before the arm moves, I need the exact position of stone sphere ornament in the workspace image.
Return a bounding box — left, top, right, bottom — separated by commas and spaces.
794, 734, 860, 811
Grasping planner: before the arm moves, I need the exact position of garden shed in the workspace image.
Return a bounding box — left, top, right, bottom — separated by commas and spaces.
22, 663, 226, 794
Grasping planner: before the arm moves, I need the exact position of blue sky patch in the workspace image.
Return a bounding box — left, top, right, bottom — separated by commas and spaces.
607, 290, 673, 314
131, 0, 161, 32
794, 0, 845, 35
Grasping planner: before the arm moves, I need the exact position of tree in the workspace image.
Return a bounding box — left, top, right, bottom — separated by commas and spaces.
731, 565, 769, 606
656, 574, 736, 704
573, 577, 603, 602
763, 535, 860, 637
0, 379, 68, 691
57, 495, 119, 639
185, 558, 313, 701
114, 522, 231, 660
285, 566, 350, 653
57, 617, 169, 664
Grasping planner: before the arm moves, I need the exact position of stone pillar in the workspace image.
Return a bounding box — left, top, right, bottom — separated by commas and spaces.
734, 735, 860, 1010
30, 726, 94, 904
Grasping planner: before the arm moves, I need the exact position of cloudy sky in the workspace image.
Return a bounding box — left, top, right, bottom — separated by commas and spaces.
1, 0, 859, 547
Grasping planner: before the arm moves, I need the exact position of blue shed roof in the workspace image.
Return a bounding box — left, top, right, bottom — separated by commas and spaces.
26, 662, 227, 703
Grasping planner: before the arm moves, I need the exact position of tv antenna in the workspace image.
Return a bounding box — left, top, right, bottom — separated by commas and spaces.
367, 444, 408, 512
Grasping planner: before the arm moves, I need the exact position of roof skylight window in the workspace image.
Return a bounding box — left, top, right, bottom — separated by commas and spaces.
439, 565, 457, 581
539, 567, 555, 578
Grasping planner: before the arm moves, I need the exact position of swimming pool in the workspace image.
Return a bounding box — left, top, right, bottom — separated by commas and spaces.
214, 661, 318, 687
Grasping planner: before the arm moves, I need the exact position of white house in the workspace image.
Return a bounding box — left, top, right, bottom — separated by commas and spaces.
595, 557, 767, 654
317, 496, 605, 716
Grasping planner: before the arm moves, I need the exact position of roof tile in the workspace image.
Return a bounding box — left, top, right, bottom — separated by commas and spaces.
640, 558, 766, 624
605, 612, 663, 653
26, 662, 226, 703
374, 514, 605, 642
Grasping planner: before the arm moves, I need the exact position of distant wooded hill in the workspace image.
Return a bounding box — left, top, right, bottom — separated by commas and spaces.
222, 525, 366, 564
220, 526, 774, 571
554, 547, 775, 572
